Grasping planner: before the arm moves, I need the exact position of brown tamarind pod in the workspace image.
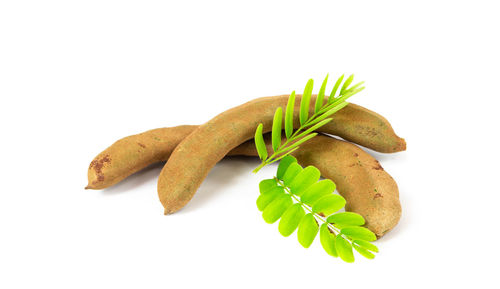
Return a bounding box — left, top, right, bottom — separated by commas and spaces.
158, 95, 405, 214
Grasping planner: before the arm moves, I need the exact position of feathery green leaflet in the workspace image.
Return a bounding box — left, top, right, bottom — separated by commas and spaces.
253, 74, 378, 262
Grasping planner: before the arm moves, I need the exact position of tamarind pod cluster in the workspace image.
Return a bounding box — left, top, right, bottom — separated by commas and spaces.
87, 129, 400, 237
158, 95, 405, 215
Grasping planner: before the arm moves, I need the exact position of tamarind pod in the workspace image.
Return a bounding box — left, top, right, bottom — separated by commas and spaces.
158, 95, 405, 214
86, 125, 197, 190
232, 135, 401, 237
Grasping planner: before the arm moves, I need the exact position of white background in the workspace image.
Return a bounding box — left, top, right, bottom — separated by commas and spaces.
1, 1, 499, 288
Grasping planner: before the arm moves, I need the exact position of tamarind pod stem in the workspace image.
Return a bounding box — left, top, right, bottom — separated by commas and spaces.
158, 95, 405, 214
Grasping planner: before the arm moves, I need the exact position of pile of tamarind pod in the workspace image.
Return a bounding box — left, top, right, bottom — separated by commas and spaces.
87, 94, 406, 238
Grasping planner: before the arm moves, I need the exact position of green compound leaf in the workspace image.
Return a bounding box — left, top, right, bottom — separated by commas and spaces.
285, 91, 296, 139
288, 166, 321, 196
353, 239, 379, 253
353, 243, 375, 259
328, 87, 364, 109
312, 194, 346, 216
300, 79, 314, 125
278, 203, 306, 237
259, 179, 278, 194
308, 102, 348, 127
340, 74, 354, 95
272, 107, 283, 152
320, 223, 338, 257
276, 155, 298, 180
276, 133, 317, 156
336, 235, 355, 263
254, 123, 267, 160
282, 162, 303, 186
340, 226, 377, 241
300, 179, 336, 207
315, 74, 329, 113
256, 186, 285, 211
262, 194, 293, 224
327, 212, 365, 226
343, 81, 365, 95
297, 213, 319, 248
253, 75, 372, 261
328, 74, 344, 103
296, 118, 333, 139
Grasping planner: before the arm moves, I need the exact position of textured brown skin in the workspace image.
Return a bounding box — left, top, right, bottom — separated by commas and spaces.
296, 137, 401, 237
86, 126, 197, 189
234, 135, 401, 237
158, 95, 405, 214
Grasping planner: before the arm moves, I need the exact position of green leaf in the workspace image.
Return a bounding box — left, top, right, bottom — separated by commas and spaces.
272, 107, 283, 152
327, 212, 365, 226
278, 203, 305, 237
340, 227, 377, 241
300, 179, 336, 207
285, 91, 296, 139
270, 148, 300, 165
336, 235, 354, 263
262, 194, 293, 224
343, 81, 365, 95
277, 155, 297, 180
353, 243, 375, 259
282, 162, 303, 186
320, 223, 338, 257
312, 194, 346, 216
300, 79, 313, 125
297, 213, 319, 248
288, 166, 321, 195
308, 102, 348, 127
256, 186, 285, 211
328, 74, 344, 103
259, 179, 277, 194
254, 123, 267, 160
275, 133, 317, 156
296, 118, 333, 139
315, 74, 329, 113
340, 74, 354, 95
328, 86, 364, 109
353, 240, 379, 253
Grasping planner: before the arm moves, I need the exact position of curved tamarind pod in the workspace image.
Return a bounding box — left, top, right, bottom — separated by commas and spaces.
86, 125, 197, 190
232, 135, 401, 237
158, 95, 405, 214
87, 98, 405, 190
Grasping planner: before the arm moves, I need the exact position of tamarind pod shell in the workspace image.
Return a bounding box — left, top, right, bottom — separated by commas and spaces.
232, 135, 401, 237
158, 95, 405, 214
86, 125, 197, 190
